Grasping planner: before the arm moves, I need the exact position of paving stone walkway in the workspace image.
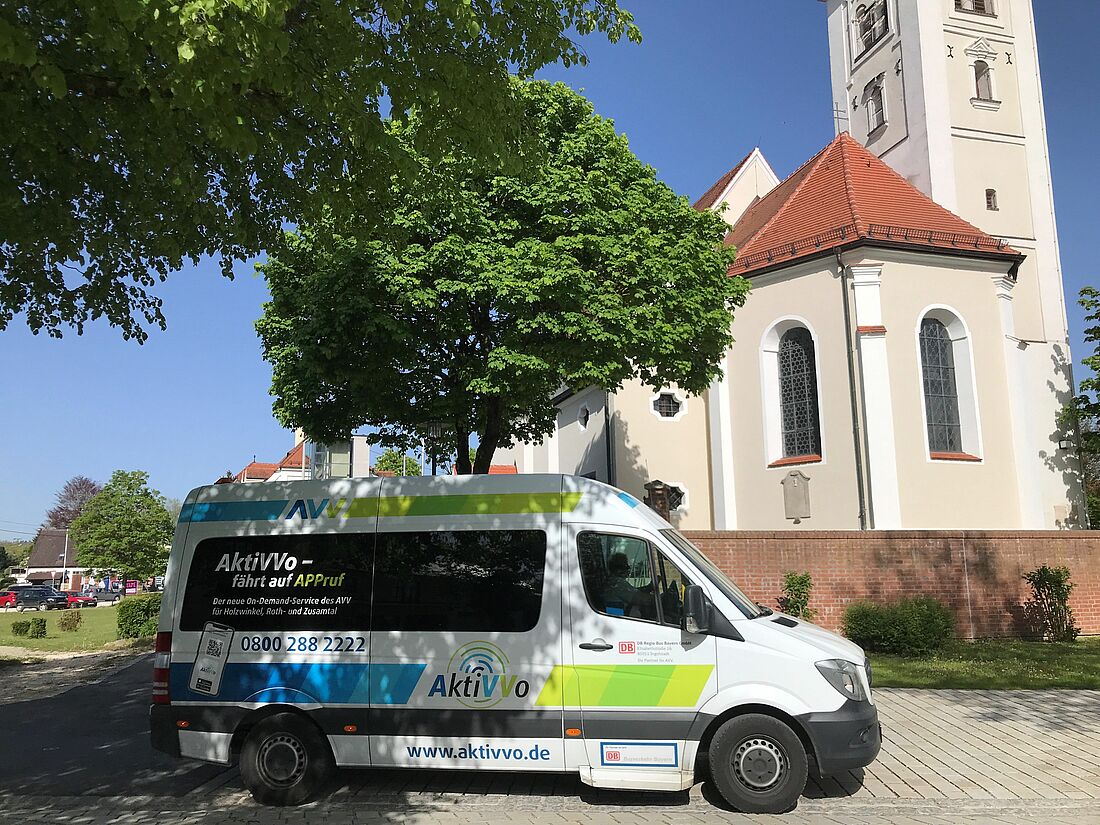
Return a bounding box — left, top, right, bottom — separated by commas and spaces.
1, 688, 1098, 824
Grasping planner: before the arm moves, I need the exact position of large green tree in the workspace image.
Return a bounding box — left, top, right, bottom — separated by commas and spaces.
1, 1, 639, 340
71, 470, 174, 580
257, 80, 745, 474
1063, 286, 1100, 526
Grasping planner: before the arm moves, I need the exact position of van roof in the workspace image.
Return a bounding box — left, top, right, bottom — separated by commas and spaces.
179, 474, 671, 532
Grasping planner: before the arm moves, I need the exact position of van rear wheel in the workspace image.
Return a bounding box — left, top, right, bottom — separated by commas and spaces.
709, 714, 808, 814
240, 713, 334, 806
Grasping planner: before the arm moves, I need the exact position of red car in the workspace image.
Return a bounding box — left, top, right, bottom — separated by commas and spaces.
0, 591, 14, 608
64, 591, 98, 608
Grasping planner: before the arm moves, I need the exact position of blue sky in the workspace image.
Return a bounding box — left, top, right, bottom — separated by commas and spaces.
1, 0, 1097, 539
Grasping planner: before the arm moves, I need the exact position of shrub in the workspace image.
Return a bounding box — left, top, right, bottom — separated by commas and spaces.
29, 617, 47, 638
777, 571, 817, 621
117, 593, 162, 639
842, 596, 955, 656
11, 620, 30, 637
57, 609, 83, 633
1023, 565, 1080, 642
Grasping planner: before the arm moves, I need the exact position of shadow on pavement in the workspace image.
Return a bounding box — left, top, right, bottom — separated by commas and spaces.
0, 654, 224, 797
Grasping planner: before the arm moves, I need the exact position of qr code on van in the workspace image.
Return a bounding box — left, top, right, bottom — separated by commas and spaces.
205, 639, 224, 658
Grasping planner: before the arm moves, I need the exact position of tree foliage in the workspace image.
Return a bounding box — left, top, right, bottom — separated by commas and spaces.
44, 475, 103, 529
71, 470, 173, 580
1, 0, 640, 340
258, 80, 744, 473
373, 448, 423, 476
0, 545, 17, 587
0, 540, 31, 567
1062, 286, 1100, 526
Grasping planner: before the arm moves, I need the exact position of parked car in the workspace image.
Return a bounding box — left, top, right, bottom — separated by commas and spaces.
94, 589, 123, 604
64, 591, 98, 608
0, 590, 15, 608
15, 586, 70, 611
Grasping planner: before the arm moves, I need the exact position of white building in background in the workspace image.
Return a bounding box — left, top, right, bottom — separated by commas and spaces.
512, 0, 1083, 531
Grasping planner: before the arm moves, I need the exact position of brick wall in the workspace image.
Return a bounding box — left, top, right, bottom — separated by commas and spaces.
683, 531, 1100, 638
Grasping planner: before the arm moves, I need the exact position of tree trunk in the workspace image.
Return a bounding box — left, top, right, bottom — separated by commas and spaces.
473, 400, 503, 474
455, 426, 472, 474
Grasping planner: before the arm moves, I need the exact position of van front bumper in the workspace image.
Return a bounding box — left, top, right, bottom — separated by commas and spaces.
797, 699, 881, 777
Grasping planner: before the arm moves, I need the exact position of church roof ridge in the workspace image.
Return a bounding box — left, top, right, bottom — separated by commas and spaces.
726, 132, 1021, 277
727, 140, 837, 258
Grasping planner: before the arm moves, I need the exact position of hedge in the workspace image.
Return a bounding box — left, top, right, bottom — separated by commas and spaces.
842, 596, 955, 656
117, 593, 162, 639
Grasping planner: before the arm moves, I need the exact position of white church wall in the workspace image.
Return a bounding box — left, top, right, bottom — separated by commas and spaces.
556, 388, 609, 481
951, 137, 1034, 242
712, 151, 780, 228
725, 261, 863, 530
611, 379, 713, 530
871, 250, 1024, 527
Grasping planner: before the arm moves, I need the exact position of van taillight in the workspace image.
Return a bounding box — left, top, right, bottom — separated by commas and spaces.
152, 631, 172, 705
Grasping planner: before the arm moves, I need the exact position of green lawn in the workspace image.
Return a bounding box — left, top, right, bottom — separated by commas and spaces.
0, 606, 122, 652
871, 637, 1100, 690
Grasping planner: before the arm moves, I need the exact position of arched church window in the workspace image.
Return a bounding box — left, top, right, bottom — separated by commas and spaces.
865, 81, 885, 132
855, 1, 889, 54
974, 61, 994, 101
956, 0, 993, 16
778, 328, 822, 458
919, 318, 962, 453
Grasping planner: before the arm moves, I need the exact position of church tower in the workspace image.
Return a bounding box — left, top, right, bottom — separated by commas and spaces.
825, 0, 1082, 526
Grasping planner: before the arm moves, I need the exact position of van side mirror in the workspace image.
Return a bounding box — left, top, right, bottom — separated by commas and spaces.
682, 585, 710, 635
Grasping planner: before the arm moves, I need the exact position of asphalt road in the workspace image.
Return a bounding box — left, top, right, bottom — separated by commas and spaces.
0, 654, 226, 797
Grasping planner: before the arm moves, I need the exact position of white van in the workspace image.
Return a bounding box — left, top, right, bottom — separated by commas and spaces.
151, 474, 879, 813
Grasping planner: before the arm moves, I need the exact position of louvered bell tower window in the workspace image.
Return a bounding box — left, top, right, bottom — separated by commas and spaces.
920, 318, 963, 452
778, 328, 822, 458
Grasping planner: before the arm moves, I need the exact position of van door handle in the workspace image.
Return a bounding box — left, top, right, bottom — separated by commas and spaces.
579, 640, 614, 651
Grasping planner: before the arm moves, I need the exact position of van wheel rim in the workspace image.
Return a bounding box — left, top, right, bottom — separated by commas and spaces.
257, 733, 307, 788
733, 737, 785, 790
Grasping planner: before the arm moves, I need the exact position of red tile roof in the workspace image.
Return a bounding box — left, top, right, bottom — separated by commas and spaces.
279, 442, 310, 469
449, 464, 519, 475
727, 133, 1019, 276
234, 462, 279, 482
693, 150, 756, 210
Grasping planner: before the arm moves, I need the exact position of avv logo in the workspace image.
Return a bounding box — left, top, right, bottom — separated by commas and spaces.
427, 641, 530, 708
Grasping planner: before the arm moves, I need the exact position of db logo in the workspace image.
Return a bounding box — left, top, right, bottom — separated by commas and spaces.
618, 642, 636, 654
605, 750, 621, 762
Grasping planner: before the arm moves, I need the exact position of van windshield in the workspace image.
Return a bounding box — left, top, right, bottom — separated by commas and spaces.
660, 529, 764, 619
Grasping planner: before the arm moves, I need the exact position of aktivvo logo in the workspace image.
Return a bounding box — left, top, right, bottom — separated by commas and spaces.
427, 641, 531, 708
284, 498, 349, 520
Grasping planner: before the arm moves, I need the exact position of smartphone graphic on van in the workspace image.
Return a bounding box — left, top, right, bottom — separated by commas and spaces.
189, 621, 234, 697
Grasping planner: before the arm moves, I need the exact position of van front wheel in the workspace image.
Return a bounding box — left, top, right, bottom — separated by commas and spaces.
240, 713, 334, 806
709, 714, 808, 814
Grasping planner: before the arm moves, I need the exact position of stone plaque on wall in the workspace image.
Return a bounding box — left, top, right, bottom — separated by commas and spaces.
781, 470, 811, 521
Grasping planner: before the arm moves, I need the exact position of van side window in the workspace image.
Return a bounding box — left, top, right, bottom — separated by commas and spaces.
577, 533, 659, 622
577, 533, 694, 627
372, 530, 546, 632
179, 534, 374, 631
654, 548, 694, 628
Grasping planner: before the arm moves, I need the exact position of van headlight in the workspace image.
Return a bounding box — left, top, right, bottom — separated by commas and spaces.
815, 659, 868, 702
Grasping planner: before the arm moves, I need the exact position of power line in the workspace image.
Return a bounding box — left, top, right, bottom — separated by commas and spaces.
0, 518, 41, 527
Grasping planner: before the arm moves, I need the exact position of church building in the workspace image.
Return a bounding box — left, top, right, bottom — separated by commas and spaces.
511, 0, 1085, 531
